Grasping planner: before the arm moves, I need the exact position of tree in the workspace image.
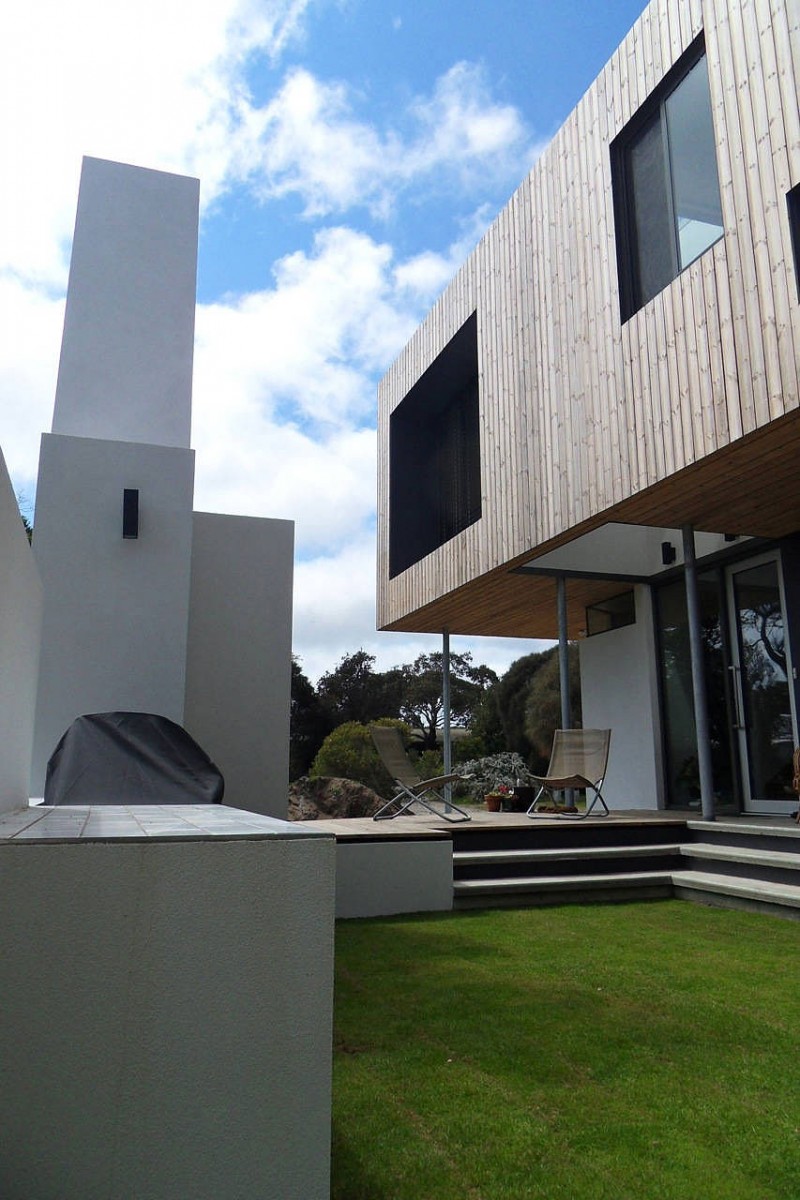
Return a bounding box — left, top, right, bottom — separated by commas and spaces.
397, 651, 497, 750
492, 648, 555, 761
289, 658, 333, 780
523, 644, 582, 769
316, 650, 403, 726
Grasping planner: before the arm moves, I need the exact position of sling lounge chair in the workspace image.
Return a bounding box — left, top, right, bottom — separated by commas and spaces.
527, 728, 611, 819
370, 725, 472, 823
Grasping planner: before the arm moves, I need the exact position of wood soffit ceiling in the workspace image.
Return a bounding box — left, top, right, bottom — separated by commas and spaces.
383, 411, 800, 640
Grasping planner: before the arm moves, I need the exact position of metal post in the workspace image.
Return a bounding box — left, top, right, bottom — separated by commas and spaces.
442, 630, 452, 811
557, 576, 574, 808
682, 524, 715, 820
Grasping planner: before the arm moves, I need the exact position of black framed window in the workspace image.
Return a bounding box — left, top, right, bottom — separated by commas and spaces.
389, 313, 481, 578
586, 590, 636, 636
612, 38, 724, 320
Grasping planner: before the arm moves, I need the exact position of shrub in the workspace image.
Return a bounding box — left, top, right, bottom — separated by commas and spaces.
455, 752, 535, 801
310, 718, 409, 798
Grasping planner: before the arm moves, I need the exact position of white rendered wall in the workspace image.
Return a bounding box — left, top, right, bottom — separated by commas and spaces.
579, 586, 664, 810
184, 513, 294, 817
31, 434, 195, 792
0, 831, 335, 1200
0, 449, 41, 811
335, 838, 453, 918
52, 157, 198, 449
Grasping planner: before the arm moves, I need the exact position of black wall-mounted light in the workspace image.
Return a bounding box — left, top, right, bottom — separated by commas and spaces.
661, 540, 677, 565
123, 489, 139, 539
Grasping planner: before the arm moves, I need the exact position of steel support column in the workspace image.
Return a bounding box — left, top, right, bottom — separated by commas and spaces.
442, 630, 452, 810
557, 576, 574, 807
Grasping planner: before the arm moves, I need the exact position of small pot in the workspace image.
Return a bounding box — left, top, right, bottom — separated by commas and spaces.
485, 793, 503, 812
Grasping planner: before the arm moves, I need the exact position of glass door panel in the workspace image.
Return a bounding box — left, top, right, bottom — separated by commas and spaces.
655, 574, 737, 810
728, 558, 796, 813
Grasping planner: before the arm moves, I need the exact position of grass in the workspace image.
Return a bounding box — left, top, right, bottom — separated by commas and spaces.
332, 901, 800, 1200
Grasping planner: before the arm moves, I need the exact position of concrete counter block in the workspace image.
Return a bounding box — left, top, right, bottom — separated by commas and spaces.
0, 824, 335, 1200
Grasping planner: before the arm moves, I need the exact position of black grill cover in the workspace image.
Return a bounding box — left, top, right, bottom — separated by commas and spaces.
44, 712, 225, 806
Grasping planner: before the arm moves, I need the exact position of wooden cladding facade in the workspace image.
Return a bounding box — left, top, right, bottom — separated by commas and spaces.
377, 0, 800, 639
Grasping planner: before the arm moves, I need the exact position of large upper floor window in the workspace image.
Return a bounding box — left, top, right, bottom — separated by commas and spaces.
389, 313, 481, 578
612, 39, 724, 320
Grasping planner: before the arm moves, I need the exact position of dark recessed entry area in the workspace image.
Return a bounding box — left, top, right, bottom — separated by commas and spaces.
389, 312, 481, 578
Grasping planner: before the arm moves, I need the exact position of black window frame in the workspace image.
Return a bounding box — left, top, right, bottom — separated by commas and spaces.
612, 35, 724, 322
788, 183, 800, 303
389, 313, 481, 579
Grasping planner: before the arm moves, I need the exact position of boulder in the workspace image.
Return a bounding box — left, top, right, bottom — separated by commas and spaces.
288, 776, 387, 821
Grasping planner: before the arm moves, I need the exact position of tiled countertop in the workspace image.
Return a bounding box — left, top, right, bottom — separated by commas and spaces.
0, 805, 331, 843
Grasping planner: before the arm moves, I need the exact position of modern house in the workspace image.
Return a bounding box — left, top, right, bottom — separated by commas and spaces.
377, 0, 800, 819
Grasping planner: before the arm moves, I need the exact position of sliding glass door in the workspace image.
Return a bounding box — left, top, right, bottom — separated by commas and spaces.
726, 556, 796, 813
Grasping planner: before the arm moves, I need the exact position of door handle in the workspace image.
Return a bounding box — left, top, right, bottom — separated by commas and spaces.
728, 664, 745, 730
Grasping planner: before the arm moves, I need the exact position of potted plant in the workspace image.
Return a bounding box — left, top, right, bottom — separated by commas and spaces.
484, 783, 511, 812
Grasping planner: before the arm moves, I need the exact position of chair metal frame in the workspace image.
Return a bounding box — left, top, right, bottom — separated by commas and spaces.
369, 725, 472, 823
526, 728, 611, 820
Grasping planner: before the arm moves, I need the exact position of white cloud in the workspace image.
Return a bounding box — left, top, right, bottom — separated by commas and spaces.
191, 222, 444, 555
236, 61, 538, 218
292, 531, 547, 683
0, 0, 317, 288
0, 0, 545, 685
0, 278, 63, 495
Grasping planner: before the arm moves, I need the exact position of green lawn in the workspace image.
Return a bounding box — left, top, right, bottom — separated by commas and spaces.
333, 902, 800, 1200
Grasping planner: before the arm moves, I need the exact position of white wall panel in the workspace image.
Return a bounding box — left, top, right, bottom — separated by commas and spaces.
0, 449, 41, 811
184, 513, 294, 817
31, 434, 195, 793
52, 157, 198, 449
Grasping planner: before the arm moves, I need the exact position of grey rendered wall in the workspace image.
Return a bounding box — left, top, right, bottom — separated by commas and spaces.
184, 512, 294, 817
0, 448, 41, 811
52, 157, 198, 449
579, 586, 664, 810
0, 833, 335, 1200
31, 434, 195, 792
336, 838, 453, 918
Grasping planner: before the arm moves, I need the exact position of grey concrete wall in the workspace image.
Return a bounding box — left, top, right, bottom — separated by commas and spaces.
336, 838, 453, 918
31, 434, 195, 792
579, 585, 664, 810
184, 512, 294, 817
52, 157, 198, 449
0, 832, 335, 1200
0, 448, 41, 812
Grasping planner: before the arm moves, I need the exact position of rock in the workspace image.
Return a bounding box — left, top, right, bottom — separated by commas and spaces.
288, 776, 387, 821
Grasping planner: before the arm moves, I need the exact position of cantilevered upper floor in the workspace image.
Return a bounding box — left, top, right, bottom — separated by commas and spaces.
377, 0, 800, 640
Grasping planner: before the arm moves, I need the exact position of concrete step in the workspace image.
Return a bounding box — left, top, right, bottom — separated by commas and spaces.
453, 870, 674, 909
681, 843, 800, 872
687, 820, 800, 842
454, 843, 682, 868
686, 820, 800, 855
672, 870, 800, 918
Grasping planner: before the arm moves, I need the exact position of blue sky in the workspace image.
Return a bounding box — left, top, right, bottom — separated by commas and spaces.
1, 0, 646, 681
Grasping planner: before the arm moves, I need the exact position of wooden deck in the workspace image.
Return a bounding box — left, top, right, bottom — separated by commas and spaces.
298, 808, 692, 842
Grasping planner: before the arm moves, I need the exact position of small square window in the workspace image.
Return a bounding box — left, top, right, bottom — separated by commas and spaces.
612, 38, 724, 320
586, 590, 636, 636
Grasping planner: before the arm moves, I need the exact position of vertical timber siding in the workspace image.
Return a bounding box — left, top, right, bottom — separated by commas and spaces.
378, 0, 800, 632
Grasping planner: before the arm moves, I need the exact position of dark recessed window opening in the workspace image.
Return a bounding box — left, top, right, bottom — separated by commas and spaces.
586, 590, 636, 636
612, 37, 724, 321
389, 312, 481, 578
788, 183, 800, 303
